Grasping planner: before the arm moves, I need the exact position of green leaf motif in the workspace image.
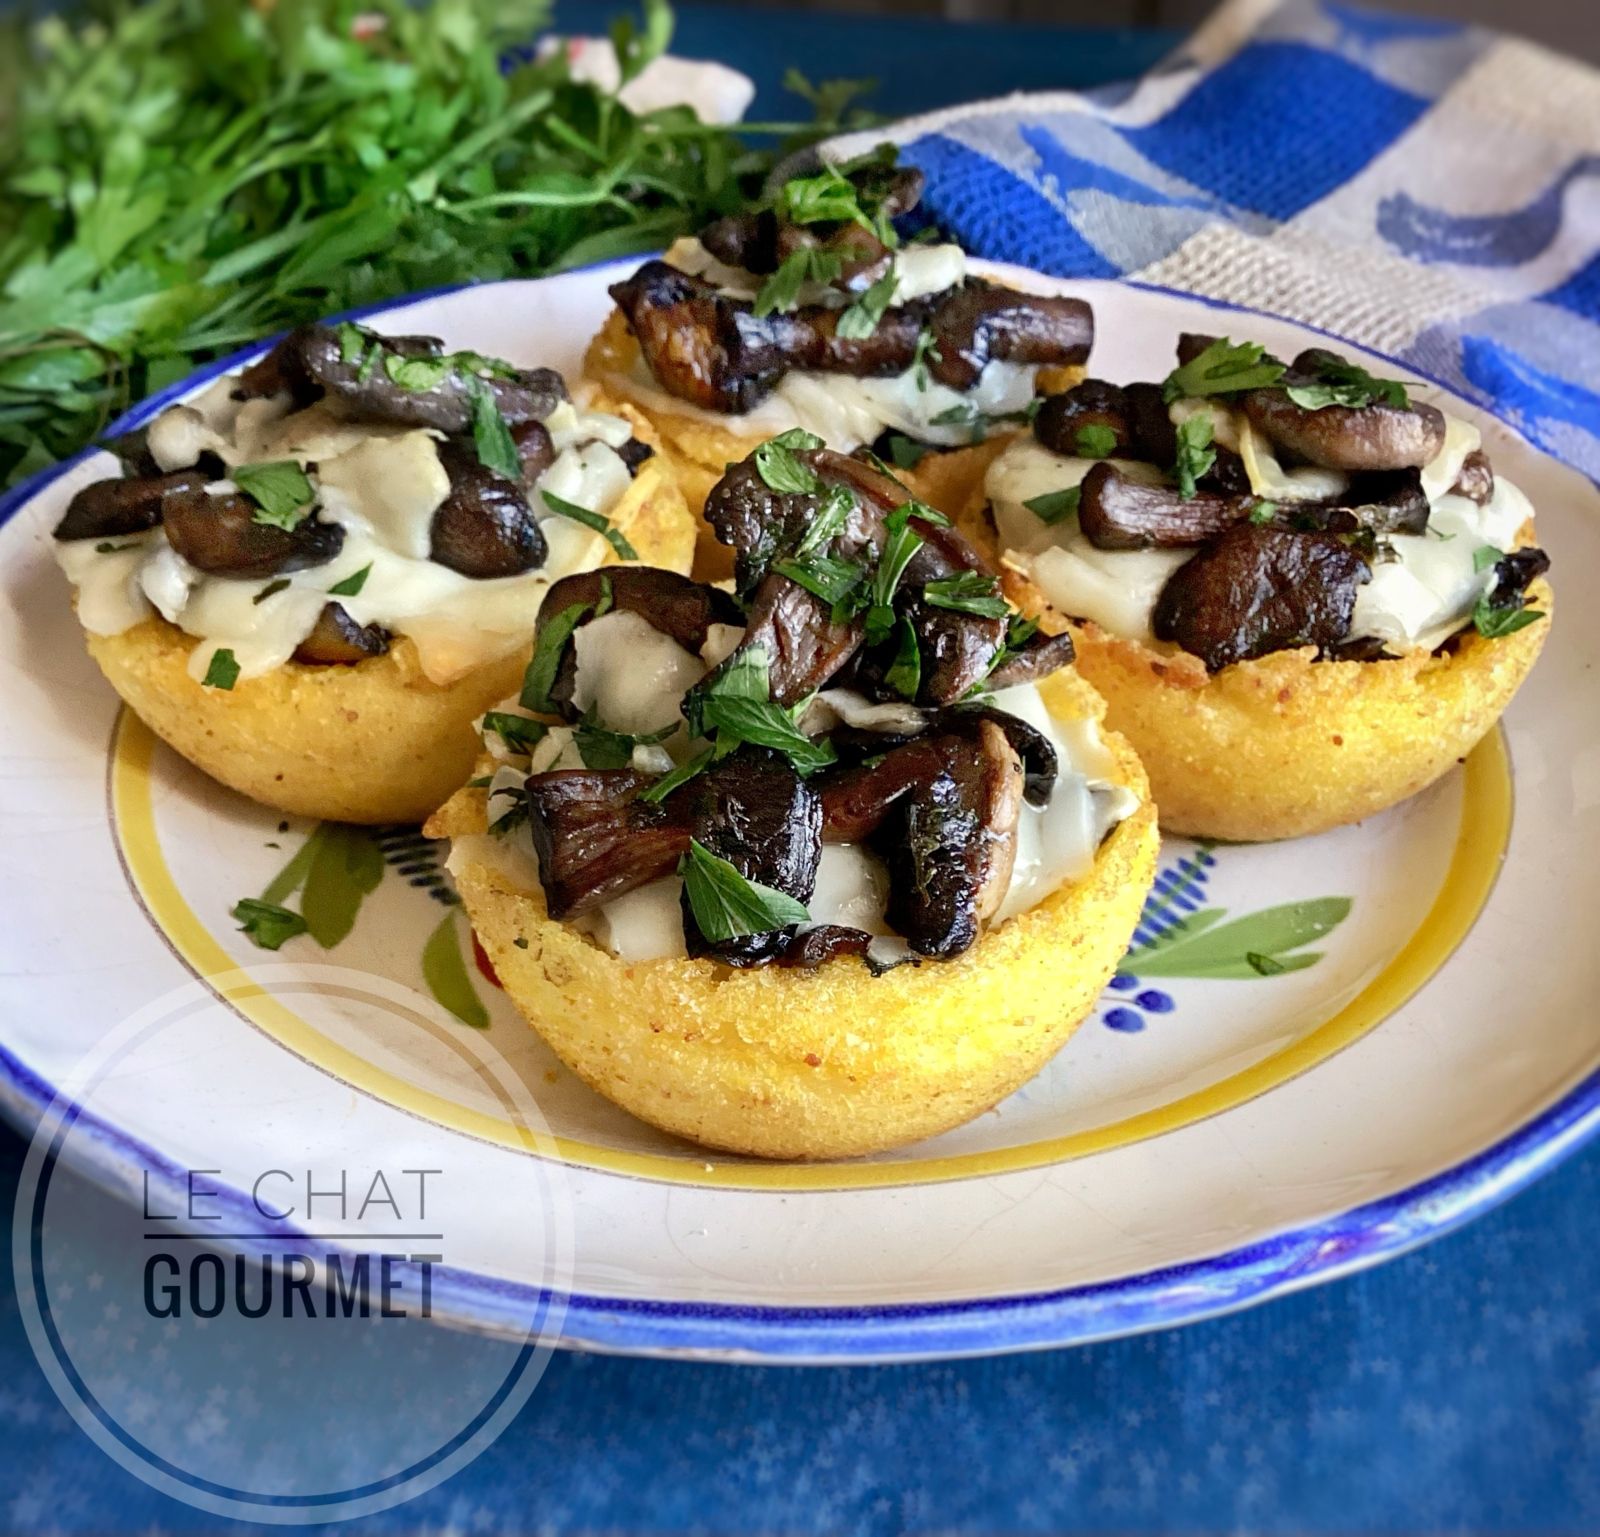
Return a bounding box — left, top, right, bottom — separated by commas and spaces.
422, 909, 489, 1030
1123, 896, 1352, 980
299, 824, 387, 949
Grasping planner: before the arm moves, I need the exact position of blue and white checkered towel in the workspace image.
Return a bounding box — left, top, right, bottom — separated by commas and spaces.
844, 0, 1600, 481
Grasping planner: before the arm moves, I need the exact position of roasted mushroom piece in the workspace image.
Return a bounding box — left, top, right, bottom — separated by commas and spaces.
292, 603, 390, 665
53, 468, 207, 542
1485, 546, 1551, 610
429, 441, 546, 578
1241, 363, 1446, 473
678, 748, 822, 966
161, 487, 344, 580
1078, 463, 1255, 550
776, 925, 875, 969
985, 627, 1076, 690
925, 281, 1094, 393
1152, 524, 1370, 673
1032, 380, 1134, 460
1450, 450, 1495, 506
1295, 469, 1430, 537
534, 567, 745, 722
276, 324, 566, 433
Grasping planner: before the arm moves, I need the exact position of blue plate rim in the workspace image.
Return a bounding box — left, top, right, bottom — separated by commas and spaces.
4, 266, 1597, 1362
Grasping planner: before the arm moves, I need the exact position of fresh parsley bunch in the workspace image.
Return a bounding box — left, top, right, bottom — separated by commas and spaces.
0, 0, 870, 488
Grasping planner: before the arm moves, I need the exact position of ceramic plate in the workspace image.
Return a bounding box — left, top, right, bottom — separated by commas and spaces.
2, 262, 1596, 1363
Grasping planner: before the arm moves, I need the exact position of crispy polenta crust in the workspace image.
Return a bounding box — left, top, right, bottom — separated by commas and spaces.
426, 666, 1158, 1160
955, 486, 1552, 842
583, 307, 1084, 578
81, 428, 697, 825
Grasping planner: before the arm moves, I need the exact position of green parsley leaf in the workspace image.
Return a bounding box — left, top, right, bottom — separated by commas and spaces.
521, 601, 590, 714
336, 323, 368, 365
987, 613, 1041, 679
640, 747, 714, 806
699, 695, 837, 773
883, 615, 922, 700
885, 433, 932, 469
753, 247, 843, 318
1472, 595, 1544, 639
679, 837, 811, 943
1173, 413, 1217, 499
232, 897, 308, 951
328, 563, 372, 597
1025, 486, 1082, 525
1248, 500, 1279, 525
253, 578, 290, 605
202, 648, 240, 690
866, 504, 925, 645
1163, 338, 1286, 404
911, 328, 942, 392
835, 263, 898, 340
1075, 423, 1118, 459
923, 571, 1009, 618
383, 353, 451, 392
904, 499, 951, 527
930, 403, 978, 427
793, 483, 854, 556
233, 460, 313, 529
753, 435, 822, 495
482, 711, 548, 755
1284, 355, 1409, 412
1473, 545, 1503, 573
468, 377, 522, 483
774, 552, 865, 607
574, 716, 678, 770
1246, 950, 1287, 976
541, 490, 639, 560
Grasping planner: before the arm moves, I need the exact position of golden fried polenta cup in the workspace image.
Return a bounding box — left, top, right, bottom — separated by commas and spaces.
426, 666, 1157, 1160
83, 441, 697, 826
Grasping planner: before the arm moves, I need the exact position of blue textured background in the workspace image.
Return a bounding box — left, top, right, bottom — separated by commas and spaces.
4, 5, 1597, 1532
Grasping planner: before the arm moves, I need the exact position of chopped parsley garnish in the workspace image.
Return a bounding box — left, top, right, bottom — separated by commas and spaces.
482, 711, 549, 755
835, 263, 898, 340
753, 247, 843, 318
201, 647, 240, 690
541, 490, 638, 560
911, 327, 942, 392
1248, 500, 1279, 524
773, 551, 865, 608
520, 600, 590, 713
865, 503, 925, 644
883, 615, 922, 700
679, 837, 810, 943
328, 563, 372, 597
773, 148, 900, 245
639, 747, 714, 806
1074, 423, 1118, 459
753, 430, 824, 494
1173, 413, 1217, 499
1472, 544, 1503, 572
1024, 486, 1081, 525
232, 459, 313, 529
336, 322, 368, 364
923, 570, 1009, 618
232, 897, 308, 951
383, 353, 452, 392
574, 716, 676, 770
253, 577, 290, 604
987, 614, 1040, 679
1285, 355, 1409, 412
696, 645, 836, 774
792, 482, 854, 556
1163, 338, 1286, 403
930, 402, 979, 427
1472, 593, 1544, 639
884, 432, 932, 469
467, 376, 521, 482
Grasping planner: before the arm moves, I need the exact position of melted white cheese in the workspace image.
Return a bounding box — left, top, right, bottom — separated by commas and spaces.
986, 410, 1536, 655
55, 366, 637, 686
570, 610, 704, 737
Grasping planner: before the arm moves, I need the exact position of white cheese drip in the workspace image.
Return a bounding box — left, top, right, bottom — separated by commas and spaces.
54, 364, 639, 686
986, 408, 1536, 655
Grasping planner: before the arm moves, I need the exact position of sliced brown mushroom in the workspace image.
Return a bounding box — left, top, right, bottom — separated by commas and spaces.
892, 586, 1007, 705
1297, 469, 1430, 537
776, 925, 875, 968
524, 769, 682, 919
53, 468, 207, 542
1078, 462, 1254, 550
984, 628, 1076, 690
942, 704, 1058, 807
511, 420, 555, 485
678, 748, 822, 966
1152, 524, 1370, 672
1032, 380, 1133, 459
1242, 384, 1445, 472
292, 603, 390, 665
878, 720, 1024, 958
1485, 546, 1550, 609
283, 324, 566, 433
535, 567, 745, 722
428, 441, 546, 578
1123, 381, 1181, 467
1450, 449, 1495, 505
616, 437, 655, 477
925, 281, 1094, 392
161, 488, 344, 580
